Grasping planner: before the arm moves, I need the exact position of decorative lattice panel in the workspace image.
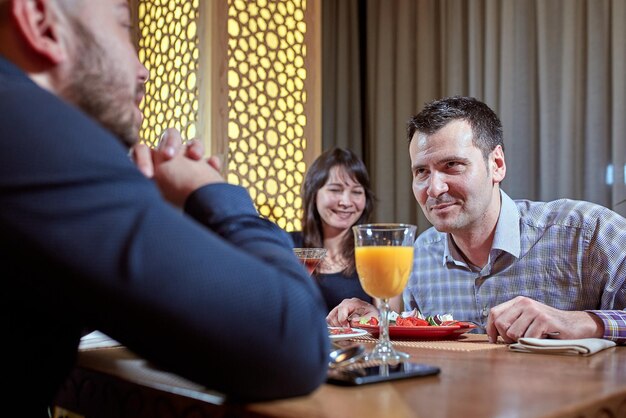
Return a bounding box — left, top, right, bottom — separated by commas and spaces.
226, 0, 309, 231
137, 0, 200, 147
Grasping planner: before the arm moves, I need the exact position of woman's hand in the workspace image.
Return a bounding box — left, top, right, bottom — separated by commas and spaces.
326, 297, 378, 327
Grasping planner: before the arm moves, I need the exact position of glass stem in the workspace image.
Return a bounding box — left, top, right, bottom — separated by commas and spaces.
379, 298, 390, 345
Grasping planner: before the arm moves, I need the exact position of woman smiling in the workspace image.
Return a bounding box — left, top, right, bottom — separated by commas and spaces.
291, 147, 375, 311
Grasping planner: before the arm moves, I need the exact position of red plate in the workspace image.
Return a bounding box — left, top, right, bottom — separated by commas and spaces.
357, 323, 477, 340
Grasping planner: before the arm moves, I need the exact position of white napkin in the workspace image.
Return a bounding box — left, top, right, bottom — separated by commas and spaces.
509, 337, 616, 356
79, 330, 122, 350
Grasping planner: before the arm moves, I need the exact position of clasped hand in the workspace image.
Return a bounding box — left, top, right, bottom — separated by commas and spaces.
131, 128, 224, 207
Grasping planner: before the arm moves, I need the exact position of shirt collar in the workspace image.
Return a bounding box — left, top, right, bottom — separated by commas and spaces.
491, 190, 521, 257
442, 190, 521, 266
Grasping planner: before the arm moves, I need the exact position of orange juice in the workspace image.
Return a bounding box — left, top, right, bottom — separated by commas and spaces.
355, 246, 414, 299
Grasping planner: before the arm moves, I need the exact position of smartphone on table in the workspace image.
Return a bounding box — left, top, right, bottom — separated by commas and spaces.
327, 362, 440, 386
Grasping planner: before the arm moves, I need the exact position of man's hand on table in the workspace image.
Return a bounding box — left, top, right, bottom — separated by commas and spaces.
486, 296, 605, 343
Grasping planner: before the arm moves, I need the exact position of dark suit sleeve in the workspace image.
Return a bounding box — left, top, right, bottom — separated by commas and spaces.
0, 70, 329, 402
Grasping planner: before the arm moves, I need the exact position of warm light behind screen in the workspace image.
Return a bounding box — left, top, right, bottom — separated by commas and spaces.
136, 0, 316, 231
226, 0, 308, 231
137, 0, 200, 147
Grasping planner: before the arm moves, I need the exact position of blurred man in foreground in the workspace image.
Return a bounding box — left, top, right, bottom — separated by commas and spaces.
0, 0, 329, 415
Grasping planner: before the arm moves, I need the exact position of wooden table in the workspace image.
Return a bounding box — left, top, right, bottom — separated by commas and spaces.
53, 334, 626, 418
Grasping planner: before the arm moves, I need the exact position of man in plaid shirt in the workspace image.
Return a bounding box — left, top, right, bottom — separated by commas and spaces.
328, 96, 626, 345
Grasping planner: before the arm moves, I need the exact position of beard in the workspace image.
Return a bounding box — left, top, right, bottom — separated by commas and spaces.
58, 20, 143, 148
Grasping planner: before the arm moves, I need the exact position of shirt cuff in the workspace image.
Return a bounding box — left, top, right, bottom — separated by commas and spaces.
587, 310, 626, 345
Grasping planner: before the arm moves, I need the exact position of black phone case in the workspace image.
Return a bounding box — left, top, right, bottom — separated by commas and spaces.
327, 362, 440, 386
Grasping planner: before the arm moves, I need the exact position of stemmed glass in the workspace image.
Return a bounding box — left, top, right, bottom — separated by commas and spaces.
353, 223, 417, 363
293, 248, 327, 275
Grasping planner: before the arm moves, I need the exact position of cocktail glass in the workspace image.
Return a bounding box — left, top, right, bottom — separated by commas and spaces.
353, 223, 417, 363
293, 248, 327, 275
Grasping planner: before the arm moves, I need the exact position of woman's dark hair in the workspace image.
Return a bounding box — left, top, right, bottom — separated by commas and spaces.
406, 96, 504, 159
301, 147, 374, 275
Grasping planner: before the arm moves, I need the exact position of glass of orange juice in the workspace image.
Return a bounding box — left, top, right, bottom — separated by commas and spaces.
353, 223, 417, 363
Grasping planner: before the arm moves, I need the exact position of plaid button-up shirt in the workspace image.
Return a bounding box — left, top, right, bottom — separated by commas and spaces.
404, 191, 626, 344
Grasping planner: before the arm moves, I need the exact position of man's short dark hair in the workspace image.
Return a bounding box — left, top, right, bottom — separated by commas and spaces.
406, 96, 504, 159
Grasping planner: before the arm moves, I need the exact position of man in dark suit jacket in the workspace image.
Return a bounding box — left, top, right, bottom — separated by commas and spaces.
0, 0, 329, 415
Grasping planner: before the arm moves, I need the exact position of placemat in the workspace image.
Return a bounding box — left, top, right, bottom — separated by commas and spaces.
347, 333, 507, 351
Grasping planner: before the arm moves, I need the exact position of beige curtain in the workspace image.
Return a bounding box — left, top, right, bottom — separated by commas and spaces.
323, 0, 626, 231
322, 0, 365, 155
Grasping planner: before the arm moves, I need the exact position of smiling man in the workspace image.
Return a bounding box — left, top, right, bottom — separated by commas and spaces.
0, 0, 328, 415
328, 96, 626, 346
